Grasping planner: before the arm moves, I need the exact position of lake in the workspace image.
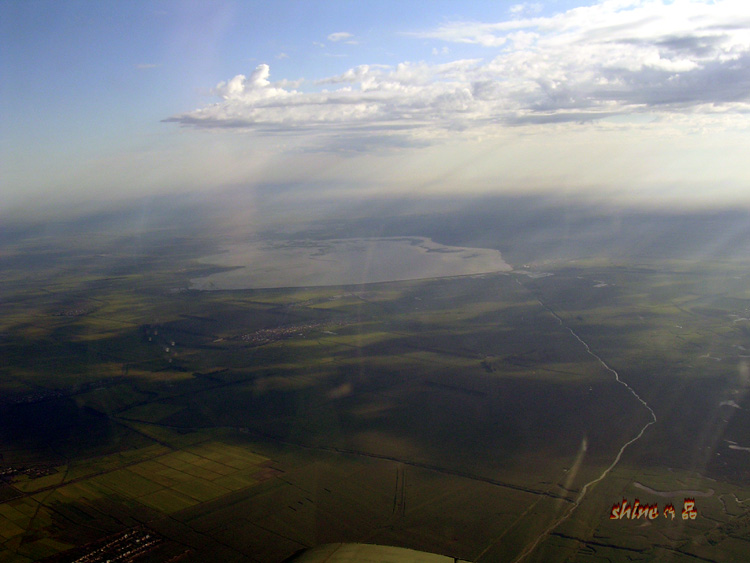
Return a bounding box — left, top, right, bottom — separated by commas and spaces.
190, 237, 512, 289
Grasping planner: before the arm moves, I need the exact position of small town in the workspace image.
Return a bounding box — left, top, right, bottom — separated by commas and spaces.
70, 527, 163, 563
238, 319, 352, 346
0, 465, 57, 480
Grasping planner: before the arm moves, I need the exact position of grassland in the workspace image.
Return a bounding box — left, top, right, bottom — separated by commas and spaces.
1, 224, 750, 562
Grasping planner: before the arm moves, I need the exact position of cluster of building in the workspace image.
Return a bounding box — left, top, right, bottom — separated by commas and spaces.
52, 307, 94, 317
2, 389, 66, 405
239, 320, 351, 346
0, 465, 57, 480
72, 527, 162, 563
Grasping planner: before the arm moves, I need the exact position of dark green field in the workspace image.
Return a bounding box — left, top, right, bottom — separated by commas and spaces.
2, 203, 750, 562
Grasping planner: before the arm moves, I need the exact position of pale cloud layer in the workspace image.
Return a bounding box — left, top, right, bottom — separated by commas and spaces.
509, 3, 543, 16
165, 0, 750, 147
327, 31, 354, 42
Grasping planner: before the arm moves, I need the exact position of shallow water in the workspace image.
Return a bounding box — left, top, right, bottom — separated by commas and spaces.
190, 237, 512, 289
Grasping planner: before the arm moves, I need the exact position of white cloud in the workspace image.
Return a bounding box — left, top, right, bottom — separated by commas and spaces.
166, 1, 750, 148
510, 3, 542, 16
328, 31, 354, 42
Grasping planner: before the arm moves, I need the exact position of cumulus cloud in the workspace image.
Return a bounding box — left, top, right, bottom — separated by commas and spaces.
165, 0, 750, 146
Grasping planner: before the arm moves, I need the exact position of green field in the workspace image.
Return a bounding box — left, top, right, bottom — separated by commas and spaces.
1, 224, 750, 562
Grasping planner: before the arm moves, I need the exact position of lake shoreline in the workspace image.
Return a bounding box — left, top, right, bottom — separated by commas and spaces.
190, 236, 512, 290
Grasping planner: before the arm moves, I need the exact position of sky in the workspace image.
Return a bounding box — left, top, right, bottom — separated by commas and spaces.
2, 0, 750, 218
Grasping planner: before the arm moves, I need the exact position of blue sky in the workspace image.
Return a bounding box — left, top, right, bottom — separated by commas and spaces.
2, 0, 750, 216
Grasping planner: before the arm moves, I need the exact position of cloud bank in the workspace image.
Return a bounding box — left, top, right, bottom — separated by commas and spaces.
165, 0, 750, 146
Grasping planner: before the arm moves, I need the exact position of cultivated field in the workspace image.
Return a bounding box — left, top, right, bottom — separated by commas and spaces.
1, 222, 749, 562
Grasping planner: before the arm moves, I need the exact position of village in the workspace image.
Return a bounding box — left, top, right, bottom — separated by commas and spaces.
238, 319, 352, 346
